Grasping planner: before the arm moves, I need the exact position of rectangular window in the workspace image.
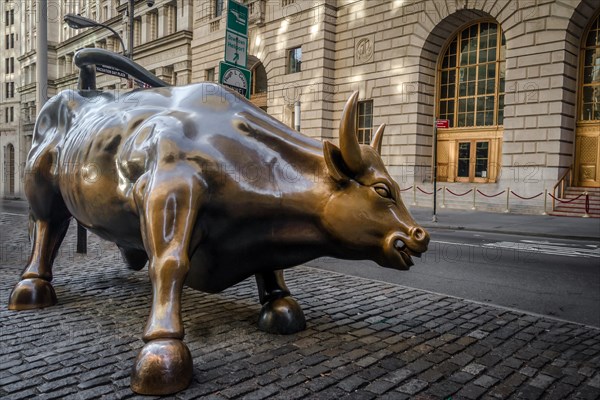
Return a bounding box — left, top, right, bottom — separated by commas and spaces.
457, 142, 470, 178
10, 33, 14, 48
9, 106, 14, 122
214, 0, 224, 17
4, 108, 7, 123
206, 68, 215, 82
167, 4, 177, 34
457, 141, 490, 180
287, 47, 302, 74
357, 100, 373, 144
475, 142, 489, 178
5, 34, 8, 49
149, 11, 158, 41
134, 17, 142, 46
10, 57, 14, 73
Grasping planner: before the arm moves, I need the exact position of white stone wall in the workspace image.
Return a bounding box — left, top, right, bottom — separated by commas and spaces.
1, 0, 23, 197
192, 0, 599, 213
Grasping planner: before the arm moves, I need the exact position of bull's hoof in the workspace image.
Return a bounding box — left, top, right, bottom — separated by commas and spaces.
8, 278, 57, 310
130, 339, 193, 395
258, 296, 306, 335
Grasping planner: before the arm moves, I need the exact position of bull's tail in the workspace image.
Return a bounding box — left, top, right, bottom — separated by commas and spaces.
73, 48, 168, 90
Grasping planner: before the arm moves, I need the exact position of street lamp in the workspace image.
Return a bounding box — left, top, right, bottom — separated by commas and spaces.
64, 13, 128, 58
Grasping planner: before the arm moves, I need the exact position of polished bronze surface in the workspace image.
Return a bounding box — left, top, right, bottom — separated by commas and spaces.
8, 85, 429, 395
130, 339, 193, 395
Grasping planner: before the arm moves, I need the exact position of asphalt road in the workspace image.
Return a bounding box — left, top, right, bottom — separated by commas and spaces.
306, 228, 600, 328
2, 199, 599, 327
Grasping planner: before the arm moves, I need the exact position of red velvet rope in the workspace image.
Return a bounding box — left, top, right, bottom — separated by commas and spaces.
417, 187, 433, 195
445, 188, 473, 197
476, 189, 506, 198
510, 191, 543, 200
399, 186, 413, 192
547, 192, 585, 203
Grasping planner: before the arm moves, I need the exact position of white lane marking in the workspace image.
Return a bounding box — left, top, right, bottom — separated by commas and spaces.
1, 212, 27, 217
483, 241, 600, 258
432, 240, 600, 259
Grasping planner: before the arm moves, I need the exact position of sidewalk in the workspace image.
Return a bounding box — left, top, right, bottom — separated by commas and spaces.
409, 206, 600, 241
1, 214, 600, 400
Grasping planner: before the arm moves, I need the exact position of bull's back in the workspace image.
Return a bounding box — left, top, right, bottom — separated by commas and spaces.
29, 89, 165, 246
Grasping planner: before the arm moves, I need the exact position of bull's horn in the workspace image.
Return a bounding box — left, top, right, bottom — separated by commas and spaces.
371, 124, 385, 154
339, 91, 364, 174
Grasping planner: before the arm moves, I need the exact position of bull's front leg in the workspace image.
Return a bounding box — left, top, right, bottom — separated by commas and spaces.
255, 270, 306, 334
130, 168, 203, 395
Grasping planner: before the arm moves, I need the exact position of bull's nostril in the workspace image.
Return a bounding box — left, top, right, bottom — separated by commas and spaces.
411, 227, 426, 241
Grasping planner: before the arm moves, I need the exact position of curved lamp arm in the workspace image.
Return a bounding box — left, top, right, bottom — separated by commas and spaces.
74, 48, 168, 88
64, 13, 127, 57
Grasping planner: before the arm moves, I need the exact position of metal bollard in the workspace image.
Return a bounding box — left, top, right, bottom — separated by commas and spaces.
504, 187, 510, 213
542, 189, 548, 215
583, 192, 590, 218
472, 186, 477, 210
441, 186, 446, 208
412, 185, 417, 206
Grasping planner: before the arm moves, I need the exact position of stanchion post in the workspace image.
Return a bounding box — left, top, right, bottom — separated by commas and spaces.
432, 123, 438, 223
504, 187, 510, 213
542, 189, 548, 215
472, 186, 477, 210
412, 185, 417, 206
583, 192, 590, 218
76, 223, 87, 254
441, 186, 446, 208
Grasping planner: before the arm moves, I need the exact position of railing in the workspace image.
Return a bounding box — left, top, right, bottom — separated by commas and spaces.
247, 0, 265, 26
210, 19, 221, 32
552, 165, 573, 211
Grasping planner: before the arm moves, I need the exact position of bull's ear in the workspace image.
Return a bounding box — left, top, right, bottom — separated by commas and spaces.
370, 124, 385, 154
323, 141, 349, 182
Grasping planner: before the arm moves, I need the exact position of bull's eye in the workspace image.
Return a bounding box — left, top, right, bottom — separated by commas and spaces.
373, 183, 392, 199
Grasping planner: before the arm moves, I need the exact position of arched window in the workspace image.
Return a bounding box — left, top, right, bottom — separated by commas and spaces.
575, 12, 600, 187
249, 59, 267, 112
581, 14, 600, 121
436, 21, 506, 183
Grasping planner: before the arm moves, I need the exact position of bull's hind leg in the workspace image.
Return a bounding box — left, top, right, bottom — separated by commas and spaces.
118, 246, 148, 271
8, 198, 71, 310
130, 169, 203, 395
255, 270, 306, 334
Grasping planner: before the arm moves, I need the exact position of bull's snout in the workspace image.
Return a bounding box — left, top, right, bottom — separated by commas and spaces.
383, 225, 429, 270
408, 226, 429, 254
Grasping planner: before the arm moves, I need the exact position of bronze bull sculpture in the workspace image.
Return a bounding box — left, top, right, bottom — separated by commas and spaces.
8, 84, 429, 395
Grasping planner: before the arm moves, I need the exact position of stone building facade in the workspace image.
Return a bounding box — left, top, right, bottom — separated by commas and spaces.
192, 0, 600, 213
4, 0, 194, 198
0, 1, 22, 197
2, 0, 599, 215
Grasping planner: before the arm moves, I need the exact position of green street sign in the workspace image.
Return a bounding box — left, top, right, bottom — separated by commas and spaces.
219, 61, 251, 99
227, 0, 248, 37
225, 30, 248, 67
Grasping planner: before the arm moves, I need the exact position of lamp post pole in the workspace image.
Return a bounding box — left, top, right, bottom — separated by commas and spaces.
36, 0, 48, 109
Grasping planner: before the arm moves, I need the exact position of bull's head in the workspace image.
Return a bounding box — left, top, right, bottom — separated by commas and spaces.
322, 91, 429, 270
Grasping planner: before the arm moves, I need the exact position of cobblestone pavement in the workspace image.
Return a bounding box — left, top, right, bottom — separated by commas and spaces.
1, 214, 600, 400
